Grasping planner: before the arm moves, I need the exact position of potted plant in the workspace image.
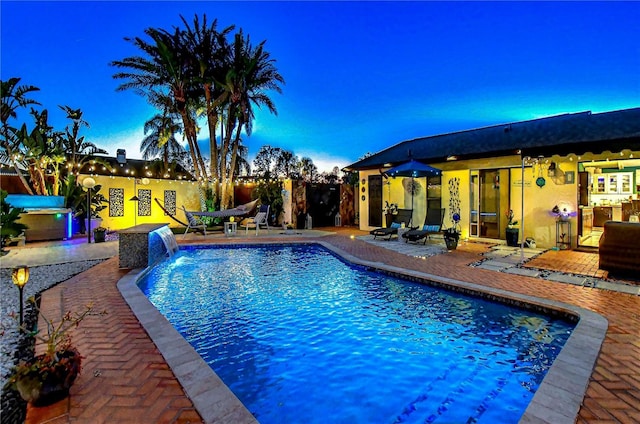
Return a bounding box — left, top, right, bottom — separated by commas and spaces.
383, 201, 398, 227
443, 212, 461, 250
93, 226, 107, 243
551, 205, 570, 221
5, 303, 101, 406
505, 209, 519, 246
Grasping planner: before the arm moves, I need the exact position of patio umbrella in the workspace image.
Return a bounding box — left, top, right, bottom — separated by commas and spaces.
384, 160, 442, 225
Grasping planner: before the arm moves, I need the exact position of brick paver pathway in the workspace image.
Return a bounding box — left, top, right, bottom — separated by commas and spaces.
26, 229, 640, 423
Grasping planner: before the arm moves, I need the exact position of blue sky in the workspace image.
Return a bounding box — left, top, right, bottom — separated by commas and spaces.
2, 1, 639, 172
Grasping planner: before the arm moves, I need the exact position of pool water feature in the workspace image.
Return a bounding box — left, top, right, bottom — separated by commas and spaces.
138, 244, 574, 424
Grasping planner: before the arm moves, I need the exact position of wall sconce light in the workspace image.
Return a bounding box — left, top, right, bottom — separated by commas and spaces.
12, 265, 29, 326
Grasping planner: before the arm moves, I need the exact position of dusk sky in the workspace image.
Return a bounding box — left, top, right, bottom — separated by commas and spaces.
2, 1, 639, 173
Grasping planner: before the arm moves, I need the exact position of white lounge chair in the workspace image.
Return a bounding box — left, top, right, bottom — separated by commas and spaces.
182, 206, 207, 238
240, 205, 270, 235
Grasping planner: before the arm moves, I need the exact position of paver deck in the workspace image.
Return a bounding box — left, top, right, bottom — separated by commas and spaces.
16, 229, 640, 423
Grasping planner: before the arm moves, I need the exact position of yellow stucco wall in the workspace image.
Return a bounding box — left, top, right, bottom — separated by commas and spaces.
359, 158, 581, 248
79, 174, 203, 231
511, 160, 579, 248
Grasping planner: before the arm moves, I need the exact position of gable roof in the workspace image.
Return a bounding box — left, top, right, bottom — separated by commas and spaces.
345, 108, 640, 170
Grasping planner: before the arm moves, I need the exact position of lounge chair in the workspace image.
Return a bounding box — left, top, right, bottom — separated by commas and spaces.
240, 204, 270, 235
402, 208, 445, 244
182, 206, 207, 238
369, 209, 413, 240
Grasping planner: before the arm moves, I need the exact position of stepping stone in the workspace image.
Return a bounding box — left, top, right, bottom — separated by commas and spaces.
545, 272, 587, 286
476, 261, 511, 271
484, 251, 513, 259
503, 267, 541, 277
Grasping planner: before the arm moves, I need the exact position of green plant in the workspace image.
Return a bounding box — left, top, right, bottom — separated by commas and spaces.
505, 209, 518, 227
0, 189, 28, 251
443, 212, 461, 241
253, 178, 284, 225
5, 303, 105, 404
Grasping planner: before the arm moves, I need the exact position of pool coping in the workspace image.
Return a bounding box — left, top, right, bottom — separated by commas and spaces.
117, 240, 608, 424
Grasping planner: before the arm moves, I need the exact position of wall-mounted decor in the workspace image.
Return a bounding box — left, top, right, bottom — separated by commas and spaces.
361, 178, 366, 185
109, 188, 124, 217
164, 190, 176, 215
361, 195, 366, 201
565, 171, 575, 184
138, 189, 152, 216
361, 186, 366, 193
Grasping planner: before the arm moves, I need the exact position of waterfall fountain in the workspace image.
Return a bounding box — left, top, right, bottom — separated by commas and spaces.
119, 224, 179, 268
155, 225, 179, 256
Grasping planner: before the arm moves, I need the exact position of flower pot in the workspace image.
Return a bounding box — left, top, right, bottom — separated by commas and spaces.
444, 236, 458, 250
505, 227, 519, 246
84, 218, 102, 235
94, 230, 106, 243
13, 350, 81, 406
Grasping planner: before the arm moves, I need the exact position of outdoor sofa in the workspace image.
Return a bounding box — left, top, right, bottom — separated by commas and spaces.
598, 220, 640, 276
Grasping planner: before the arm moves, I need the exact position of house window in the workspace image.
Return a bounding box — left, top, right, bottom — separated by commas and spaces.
427, 175, 442, 211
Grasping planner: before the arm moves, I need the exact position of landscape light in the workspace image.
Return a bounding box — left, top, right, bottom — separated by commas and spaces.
12, 265, 29, 326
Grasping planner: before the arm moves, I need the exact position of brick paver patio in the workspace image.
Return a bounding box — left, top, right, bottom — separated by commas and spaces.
25, 229, 640, 423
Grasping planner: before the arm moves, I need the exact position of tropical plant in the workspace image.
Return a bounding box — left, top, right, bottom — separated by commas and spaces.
252, 179, 284, 226
112, 14, 284, 210
0, 77, 41, 195
59, 106, 107, 177
505, 209, 518, 227
0, 189, 28, 252
141, 112, 186, 173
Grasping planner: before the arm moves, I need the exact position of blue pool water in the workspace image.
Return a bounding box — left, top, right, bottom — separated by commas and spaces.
138, 244, 574, 424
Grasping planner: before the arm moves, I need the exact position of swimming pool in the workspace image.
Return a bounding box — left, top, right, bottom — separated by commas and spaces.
138, 244, 574, 423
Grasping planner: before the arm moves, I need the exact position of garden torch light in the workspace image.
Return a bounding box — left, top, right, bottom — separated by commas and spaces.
82, 177, 96, 243
12, 265, 29, 326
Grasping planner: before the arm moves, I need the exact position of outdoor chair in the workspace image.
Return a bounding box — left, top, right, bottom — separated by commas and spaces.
240, 204, 270, 235
182, 206, 207, 238
402, 208, 446, 244
369, 209, 413, 240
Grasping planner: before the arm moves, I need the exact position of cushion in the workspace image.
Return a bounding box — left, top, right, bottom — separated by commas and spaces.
423, 225, 440, 232
390, 222, 401, 229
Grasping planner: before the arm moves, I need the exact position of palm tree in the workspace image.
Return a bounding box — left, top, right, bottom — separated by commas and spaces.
1, 77, 41, 194
219, 30, 285, 208
141, 113, 185, 174
111, 27, 207, 183
59, 106, 107, 178
181, 14, 234, 201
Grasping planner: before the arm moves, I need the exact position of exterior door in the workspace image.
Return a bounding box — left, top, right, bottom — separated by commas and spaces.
368, 175, 383, 227
470, 169, 506, 239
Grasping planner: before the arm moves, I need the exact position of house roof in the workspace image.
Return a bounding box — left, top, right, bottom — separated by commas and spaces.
345, 107, 640, 170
